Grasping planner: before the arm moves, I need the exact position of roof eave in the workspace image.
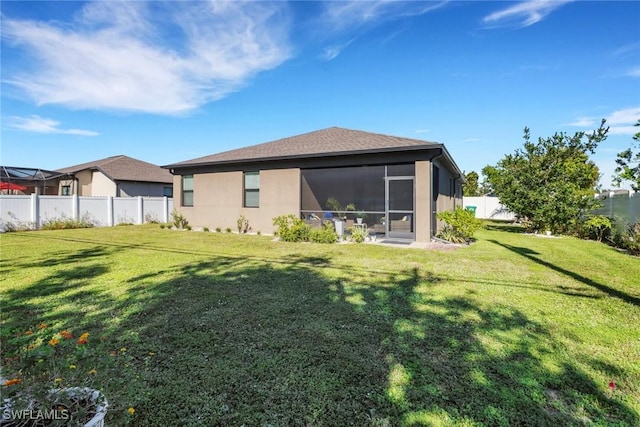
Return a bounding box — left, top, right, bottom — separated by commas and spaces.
163, 144, 443, 170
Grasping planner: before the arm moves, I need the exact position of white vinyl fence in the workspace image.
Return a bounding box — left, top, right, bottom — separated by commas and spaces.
463, 192, 639, 226
462, 196, 516, 221
591, 191, 640, 229
0, 195, 173, 230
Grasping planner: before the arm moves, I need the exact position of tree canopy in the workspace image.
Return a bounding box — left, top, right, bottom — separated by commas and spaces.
483, 120, 608, 233
613, 119, 640, 192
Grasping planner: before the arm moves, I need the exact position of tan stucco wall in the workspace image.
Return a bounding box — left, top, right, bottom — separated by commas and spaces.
74, 170, 93, 196
433, 158, 459, 232
91, 171, 117, 196
415, 160, 432, 243
175, 168, 300, 234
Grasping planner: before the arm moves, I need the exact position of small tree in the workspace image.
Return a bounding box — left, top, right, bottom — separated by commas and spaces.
484, 120, 608, 233
613, 119, 640, 192
463, 171, 481, 196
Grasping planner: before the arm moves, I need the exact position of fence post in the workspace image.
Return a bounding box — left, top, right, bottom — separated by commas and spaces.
107, 196, 114, 226
31, 193, 39, 229
163, 197, 169, 223
137, 196, 144, 225
71, 194, 79, 220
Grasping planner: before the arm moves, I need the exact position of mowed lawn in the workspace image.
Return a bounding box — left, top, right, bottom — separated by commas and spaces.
1, 223, 639, 426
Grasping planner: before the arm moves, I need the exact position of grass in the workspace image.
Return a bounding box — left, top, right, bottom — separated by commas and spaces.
1, 222, 639, 426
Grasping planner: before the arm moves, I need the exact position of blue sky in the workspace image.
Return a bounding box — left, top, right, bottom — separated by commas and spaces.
1, 0, 639, 189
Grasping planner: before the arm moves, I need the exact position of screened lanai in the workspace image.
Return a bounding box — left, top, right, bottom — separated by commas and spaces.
0, 166, 72, 195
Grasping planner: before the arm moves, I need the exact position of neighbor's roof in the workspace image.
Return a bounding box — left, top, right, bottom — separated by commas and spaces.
57, 155, 173, 184
165, 127, 444, 168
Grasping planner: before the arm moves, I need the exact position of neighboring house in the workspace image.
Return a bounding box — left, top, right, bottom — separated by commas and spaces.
0, 166, 72, 195
164, 127, 463, 242
57, 155, 173, 197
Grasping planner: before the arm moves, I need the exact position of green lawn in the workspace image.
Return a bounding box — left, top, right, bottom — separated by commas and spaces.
1, 223, 639, 426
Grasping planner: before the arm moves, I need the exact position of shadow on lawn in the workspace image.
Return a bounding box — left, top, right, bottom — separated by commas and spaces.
489, 239, 640, 307
2, 242, 638, 426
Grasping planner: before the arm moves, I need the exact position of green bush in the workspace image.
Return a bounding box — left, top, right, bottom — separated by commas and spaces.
273, 215, 311, 242
609, 222, 640, 256
436, 207, 483, 243
310, 222, 338, 243
203, 227, 210, 232
40, 214, 94, 231
237, 215, 248, 234
225, 228, 232, 233
584, 215, 612, 242
348, 226, 369, 243
171, 209, 189, 229
215, 227, 221, 233
436, 224, 467, 244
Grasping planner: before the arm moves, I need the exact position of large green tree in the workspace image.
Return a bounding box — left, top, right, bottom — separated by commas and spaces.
484, 120, 608, 233
613, 119, 640, 192
462, 171, 480, 196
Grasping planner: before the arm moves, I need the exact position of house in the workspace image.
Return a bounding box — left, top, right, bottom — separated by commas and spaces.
56, 155, 173, 197
0, 166, 73, 195
164, 127, 463, 242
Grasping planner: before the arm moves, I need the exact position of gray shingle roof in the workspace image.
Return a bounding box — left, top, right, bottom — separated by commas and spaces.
57, 155, 173, 184
166, 127, 441, 168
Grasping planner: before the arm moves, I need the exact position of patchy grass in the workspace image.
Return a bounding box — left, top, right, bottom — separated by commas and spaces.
1, 223, 639, 426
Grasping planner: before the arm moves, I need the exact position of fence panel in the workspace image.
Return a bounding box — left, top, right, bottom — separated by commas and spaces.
78, 197, 109, 226
0, 196, 32, 227
143, 198, 167, 223
463, 196, 516, 220
39, 196, 73, 226
113, 198, 139, 224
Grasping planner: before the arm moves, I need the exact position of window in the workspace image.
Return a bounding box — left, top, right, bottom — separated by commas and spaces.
163, 186, 173, 197
244, 171, 260, 207
61, 185, 71, 196
182, 175, 193, 206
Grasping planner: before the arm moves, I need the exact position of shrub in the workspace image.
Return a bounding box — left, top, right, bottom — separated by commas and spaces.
310, 222, 338, 243
348, 226, 369, 243
215, 227, 221, 233
237, 215, 249, 234
436, 207, 483, 243
144, 213, 159, 224
185, 225, 192, 231
225, 228, 232, 233
203, 227, 210, 232
41, 214, 95, 231
2, 213, 36, 232
273, 215, 311, 242
159, 224, 165, 229
584, 215, 612, 242
171, 209, 189, 229
436, 224, 467, 244
608, 222, 640, 256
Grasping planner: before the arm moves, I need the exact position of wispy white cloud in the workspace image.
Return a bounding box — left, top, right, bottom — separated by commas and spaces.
626, 66, 640, 78
321, 39, 355, 61
415, 129, 430, 134
317, 1, 448, 57
565, 117, 597, 127
321, 1, 449, 32
607, 107, 640, 125
6, 115, 99, 136
464, 138, 479, 143
565, 108, 639, 134
483, 0, 573, 29
1, 1, 291, 115
607, 107, 640, 135
612, 42, 640, 58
